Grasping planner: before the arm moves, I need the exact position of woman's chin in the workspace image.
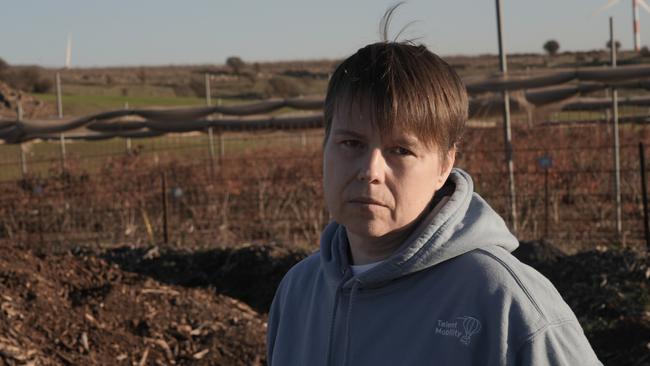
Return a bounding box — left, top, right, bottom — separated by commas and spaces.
343, 218, 393, 239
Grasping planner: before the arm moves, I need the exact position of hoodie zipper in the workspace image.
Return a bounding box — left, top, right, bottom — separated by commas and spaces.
326, 268, 348, 366
342, 279, 361, 366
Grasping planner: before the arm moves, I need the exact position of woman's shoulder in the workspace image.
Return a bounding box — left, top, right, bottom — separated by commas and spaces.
452, 246, 579, 326
275, 250, 322, 291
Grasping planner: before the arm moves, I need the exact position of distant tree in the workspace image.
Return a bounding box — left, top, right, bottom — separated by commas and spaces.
0, 57, 9, 77
32, 77, 52, 93
3, 66, 52, 93
641, 46, 650, 57
606, 40, 622, 51
543, 40, 560, 56
188, 77, 206, 98
226, 56, 246, 74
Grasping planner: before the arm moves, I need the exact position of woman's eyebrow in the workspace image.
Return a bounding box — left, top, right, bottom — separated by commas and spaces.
332, 129, 365, 139
390, 135, 420, 147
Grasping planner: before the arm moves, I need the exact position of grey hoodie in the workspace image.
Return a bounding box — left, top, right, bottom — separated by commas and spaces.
267, 169, 602, 365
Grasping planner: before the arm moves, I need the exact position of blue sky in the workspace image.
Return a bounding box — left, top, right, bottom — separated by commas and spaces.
1, 0, 647, 67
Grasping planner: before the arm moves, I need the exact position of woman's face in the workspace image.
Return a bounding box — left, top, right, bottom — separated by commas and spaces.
323, 102, 454, 240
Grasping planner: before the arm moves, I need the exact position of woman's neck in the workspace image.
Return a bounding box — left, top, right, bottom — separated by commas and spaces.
346, 219, 421, 265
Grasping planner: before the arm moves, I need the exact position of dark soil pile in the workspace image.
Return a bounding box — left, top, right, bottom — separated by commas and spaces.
515, 242, 650, 366
101, 243, 313, 313
0, 243, 279, 366
1, 238, 647, 365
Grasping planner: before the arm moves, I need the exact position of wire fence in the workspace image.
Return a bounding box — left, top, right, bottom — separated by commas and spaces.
1, 120, 649, 253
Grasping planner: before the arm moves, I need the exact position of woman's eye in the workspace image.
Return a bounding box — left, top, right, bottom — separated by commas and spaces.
391, 147, 413, 156
341, 140, 362, 149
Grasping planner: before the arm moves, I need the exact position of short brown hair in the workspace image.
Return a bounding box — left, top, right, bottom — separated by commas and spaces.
323, 42, 468, 157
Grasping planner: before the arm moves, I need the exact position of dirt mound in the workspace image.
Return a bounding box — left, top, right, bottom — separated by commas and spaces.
0, 243, 269, 365
101, 243, 312, 313
0, 81, 53, 119
519, 245, 650, 365
1, 237, 647, 366
512, 239, 567, 265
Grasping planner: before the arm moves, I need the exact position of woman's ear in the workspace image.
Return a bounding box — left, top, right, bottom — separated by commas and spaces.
434, 146, 456, 190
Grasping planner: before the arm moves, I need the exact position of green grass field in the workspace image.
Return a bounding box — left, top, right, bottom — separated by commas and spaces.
0, 131, 325, 182
34, 93, 215, 116
31, 92, 303, 118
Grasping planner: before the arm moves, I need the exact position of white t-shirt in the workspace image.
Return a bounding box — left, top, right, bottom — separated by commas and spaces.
350, 260, 384, 276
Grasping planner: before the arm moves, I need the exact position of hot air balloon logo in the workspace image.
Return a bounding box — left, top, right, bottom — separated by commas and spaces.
459, 316, 481, 346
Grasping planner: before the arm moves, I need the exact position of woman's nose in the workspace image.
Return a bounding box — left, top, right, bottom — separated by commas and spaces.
357, 148, 386, 183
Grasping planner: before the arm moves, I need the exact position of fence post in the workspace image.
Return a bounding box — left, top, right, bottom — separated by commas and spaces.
205, 75, 216, 175
20, 145, 27, 178
161, 172, 169, 245
219, 133, 225, 164
56, 72, 63, 118
17, 105, 27, 177
544, 167, 549, 240
610, 17, 623, 240
208, 127, 216, 175
639, 143, 650, 251
495, 0, 518, 234
205, 73, 212, 106
124, 102, 131, 154
59, 133, 66, 174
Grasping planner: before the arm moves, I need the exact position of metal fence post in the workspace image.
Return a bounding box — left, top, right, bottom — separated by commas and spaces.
124, 102, 132, 154
495, 0, 518, 233
544, 166, 549, 240
56, 72, 63, 118
59, 134, 66, 174
20, 145, 27, 178
17, 105, 27, 177
205, 74, 217, 175
219, 133, 225, 164
610, 17, 622, 240
205, 73, 212, 106
161, 172, 169, 245
639, 143, 649, 251
208, 127, 216, 175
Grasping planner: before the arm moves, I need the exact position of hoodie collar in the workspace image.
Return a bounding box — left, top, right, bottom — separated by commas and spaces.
320, 168, 519, 289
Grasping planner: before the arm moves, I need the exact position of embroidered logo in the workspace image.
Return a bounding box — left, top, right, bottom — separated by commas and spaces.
435, 316, 482, 346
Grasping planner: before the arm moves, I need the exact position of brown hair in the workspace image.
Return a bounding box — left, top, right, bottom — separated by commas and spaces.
323, 41, 468, 159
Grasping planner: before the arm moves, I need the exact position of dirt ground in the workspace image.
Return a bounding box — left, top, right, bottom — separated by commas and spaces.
0, 240, 648, 365
0, 242, 308, 366
513, 241, 650, 366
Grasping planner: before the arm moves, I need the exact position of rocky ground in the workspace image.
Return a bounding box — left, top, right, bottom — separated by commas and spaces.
0, 239, 648, 365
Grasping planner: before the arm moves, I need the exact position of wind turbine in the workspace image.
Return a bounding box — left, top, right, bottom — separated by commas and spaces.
597, 0, 650, 52
64, 34, 72, 69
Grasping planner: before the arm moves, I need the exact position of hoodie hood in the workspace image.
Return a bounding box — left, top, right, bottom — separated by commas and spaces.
320, 168, 519, 288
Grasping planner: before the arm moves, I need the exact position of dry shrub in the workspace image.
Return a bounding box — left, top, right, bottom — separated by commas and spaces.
2, 66, 53, 93
2, 123, 650, 252
265, 76, 303, 98
0, 145, 325, 250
